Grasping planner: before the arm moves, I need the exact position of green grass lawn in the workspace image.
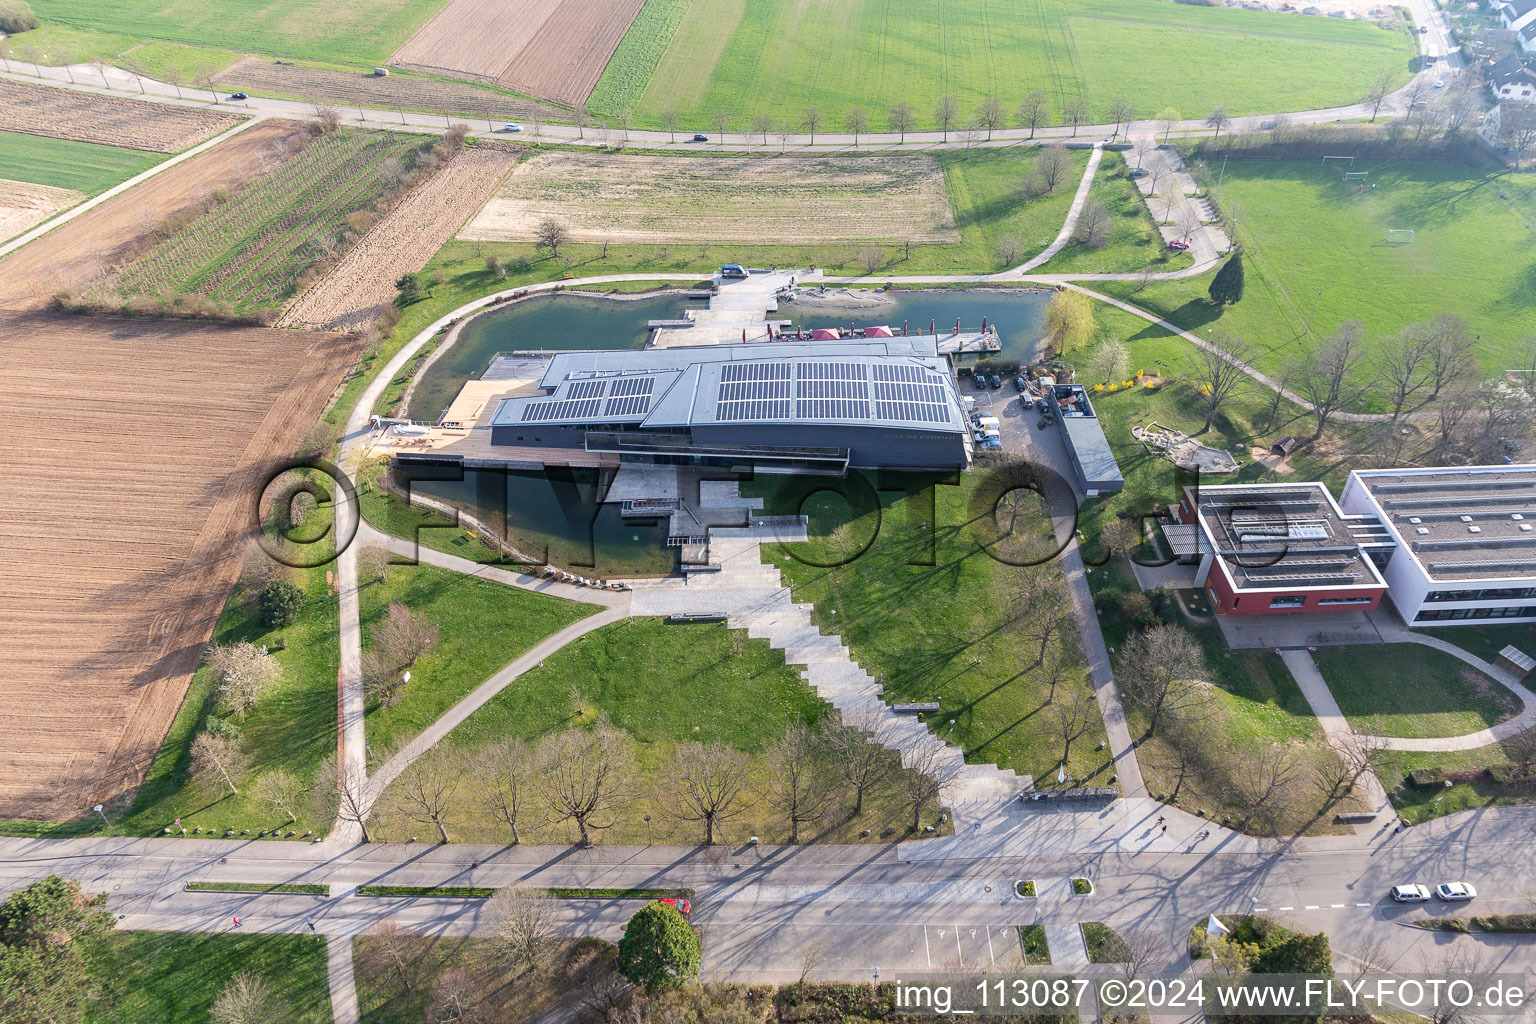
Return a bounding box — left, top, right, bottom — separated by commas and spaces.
27, 0, 450, 65
1109, 158, 1536, 386
741, 469, 1109, 787
88, 931, 331, 1023
0, 129, 162, 193
1381, 734, 1536, 825
1314, 644, 1521, 739
358, 562, 593, 755
593, 0, 1412, 127
1418, 623, 1536, 677
1040, 151, 1193, 276
1081, 922, 1131, 964
1, 25, 245, 79
377, 617, 933, 845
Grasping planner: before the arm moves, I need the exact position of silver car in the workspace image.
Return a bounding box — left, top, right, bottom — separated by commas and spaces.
1436, 882, 1476, 901
1390, 884, 1430, 903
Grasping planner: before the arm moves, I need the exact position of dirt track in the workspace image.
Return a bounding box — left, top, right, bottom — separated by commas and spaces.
0, 119, 309, 309
0, 311, 360, 820
0, 178, 82, 243
0, 78, 242, 152
281, 147, 519, 330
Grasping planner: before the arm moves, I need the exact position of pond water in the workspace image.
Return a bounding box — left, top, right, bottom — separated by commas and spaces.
409, 291, 696, 422
780, 288, 1052, 365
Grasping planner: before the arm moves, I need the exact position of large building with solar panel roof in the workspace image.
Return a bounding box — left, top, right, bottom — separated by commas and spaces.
480, 337, 972, 472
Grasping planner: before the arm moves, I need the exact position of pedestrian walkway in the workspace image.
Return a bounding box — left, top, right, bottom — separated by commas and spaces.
652, 269, 807, 346
1279, 649, 1393, 833
1008, 145, 1105, 275
327, 933, 360, 1024
624, 507, 1031, 820
1044, 920, 1090, 967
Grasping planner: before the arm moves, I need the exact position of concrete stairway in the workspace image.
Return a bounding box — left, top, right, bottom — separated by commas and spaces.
625, 513, 1030, 819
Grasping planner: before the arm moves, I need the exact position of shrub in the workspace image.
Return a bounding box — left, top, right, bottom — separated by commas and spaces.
1470, 914, 1536, 932
616, 902, 699, 991
0, 0, 40, 32
258, 579, 304, 628
1408, 768, 1445, 787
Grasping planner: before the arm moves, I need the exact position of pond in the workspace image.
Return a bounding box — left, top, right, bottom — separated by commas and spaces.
408, 291, 698, 422
780, 288, 1052, 365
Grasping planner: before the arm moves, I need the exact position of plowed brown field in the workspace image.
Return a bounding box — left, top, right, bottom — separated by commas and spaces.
497, 0, 645, 106
0, 311, 361, 820
0, 178, 82, 243
281, 147, 518, 331
0, 120, 309, 310
384, 0, 641, 105
0, 79, 242, 153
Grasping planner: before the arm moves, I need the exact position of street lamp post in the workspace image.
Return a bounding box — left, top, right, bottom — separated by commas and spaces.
644, 815, 652, 846
93, 804, 110, 830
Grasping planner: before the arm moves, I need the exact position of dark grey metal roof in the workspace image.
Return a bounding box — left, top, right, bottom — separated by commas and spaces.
1352, 467, 1536, 582
487, 337, 967, 434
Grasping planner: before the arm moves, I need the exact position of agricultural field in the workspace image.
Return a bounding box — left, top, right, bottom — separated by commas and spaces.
459, 152, 960, 245
282, 146, 519, 330
0, 78, 240, 152
0, 119, 308, 310
27, 0, 453, 65
99, 128, 424, 314
1113, 159, 1536, 381
0, 310, 359, 821
590, 0, 1414, 127
214, 58, 567, 123
0, 130, 162, 195
388, 0, 644, 105
0, 178, 81, 242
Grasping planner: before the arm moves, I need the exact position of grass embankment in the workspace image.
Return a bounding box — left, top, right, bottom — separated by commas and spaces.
742, 470, 1108, 786
376, 617, 933, 845
358, 561, 593, 756
599, 0, 1410, 126
0, 129, 161, 193
1103, 159, 1536, 383
87, 931, 330, 1024
1381, 737, 1536, 824
1041, 151, 1193, 276
1313, 644, 1521, 739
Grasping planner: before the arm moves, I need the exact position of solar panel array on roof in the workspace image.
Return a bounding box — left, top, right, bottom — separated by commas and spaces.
567, 379, 606, 400
720, 362, 791, 382
797, 398, 870, 419
602, 376, 655, 417
798, 361, 868, 381
522, 398, 602, 422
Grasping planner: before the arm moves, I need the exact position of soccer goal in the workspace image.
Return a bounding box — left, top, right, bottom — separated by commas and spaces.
1322, 154, 1355, 170
1387, 228, 1415, 243
1343, 171, 1369, 181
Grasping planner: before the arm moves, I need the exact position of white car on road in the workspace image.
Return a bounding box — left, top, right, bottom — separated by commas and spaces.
1436, 882, 1477, 901
1390, 884, 1431, 903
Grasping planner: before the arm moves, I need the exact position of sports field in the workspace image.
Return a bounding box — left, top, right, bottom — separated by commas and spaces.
1121, 159, 1536, 379
0, 130, 160, 194
589, 0, 1413, 126
28, 0, 452, 64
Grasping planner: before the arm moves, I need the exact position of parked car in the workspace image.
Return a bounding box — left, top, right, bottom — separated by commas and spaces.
719, 264, 748, 280
657, 897, 692, 916
973, 373, 989, 390
1436, 882, 1477, 901
1129, 167, 1149, 179
1013, 376, 1026, 392
500, 122, 523, 132
1167, 239, 1191, 251
1419, 24, 1429, 33
1390, 884, 1431, 903
691, 133, 709, 142
1432, 79, 1446, 89
988, 373, 1003, 389
229, 92, 249, 101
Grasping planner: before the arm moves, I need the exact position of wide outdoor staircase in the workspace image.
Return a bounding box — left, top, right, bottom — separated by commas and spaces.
625, 512, 1030, 819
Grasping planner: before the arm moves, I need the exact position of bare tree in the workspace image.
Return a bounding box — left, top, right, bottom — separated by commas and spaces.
1073, 199, 1112, 249
710, 108, 731, 142
392, 745, 461, 843
661, 107, 679, 143
858, 246, 884, 274
374, 601, 439, 667
673, 741, 751, 845
1206, 105, 1229, 140
488, 886, 554, 973
1186, 329, 1253, 430
976, 96, 1004, 140
1364, 72, 1394, 121
1115, 625, 1207, 736
1009, 567, 1075, 669
1400, 78, 1429, 124
534, 218, 568, 258
800, 105, 823, 144
359, 920, 418, 993
362, 650, 406, 709
538, 721, 632, 846
750, 112, 776, 145
824, 705, 896, 814
1158, 714, 1205, 801
205, 641, 282, 716
1316, 726, 1387, 810
210, 972, 282, 1024
1017, 91, 1049, 139
1107, 99, 1134, 142
356, 546, 392, 588
798, 939, 830, 983
1130, 134, 1155, 171
776, 123, 796, 154
1050, 687, 1098, 768
933, 93, 959, 141
191, 733, 249, 795
425, 970, 490, 1024
314, 753, 374, 842
1373, 323, 1436, 421
994, 234, 1023, 266
844, 106, 870, 146
902, 742, 962, 832
1418, 946, 1492, 1024
1423, 313, 1478, 397
477, 737, 534, 844
313, 105, 342, 135
1062, 96, 1090, 136
1232, 742, 1304, 832
252, 770, 304, 823
1502, 728, 1536, 777
768, 722, 832, 843
1290, 319, 1368, 441
1155, 107, 1181, 144
1035, 144, 1072, 194
888, 100, 916, 143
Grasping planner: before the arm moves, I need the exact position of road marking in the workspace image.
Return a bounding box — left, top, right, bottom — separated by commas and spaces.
1356, 903, 1372, 907
1279, 906, 1294, 911
1254, 907, 1269, 912
1304, 905, 1319, 910
986, 924, 996, 964
924, 925, 932, 966
1331, 904, 1345, 908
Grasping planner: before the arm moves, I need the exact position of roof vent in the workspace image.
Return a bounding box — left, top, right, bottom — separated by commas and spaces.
1514, 513, 1526, 521
1459, 515, 1474, 523
1523, 524, 1534, 533
1468, 525, 1482, 534
1415, 527, 1430, 535
1408, 516, 1422, 524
